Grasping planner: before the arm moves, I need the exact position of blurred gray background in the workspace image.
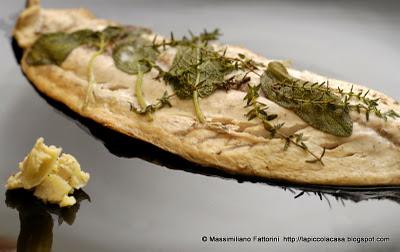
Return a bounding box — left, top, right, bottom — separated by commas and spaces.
0, 0, 399, 251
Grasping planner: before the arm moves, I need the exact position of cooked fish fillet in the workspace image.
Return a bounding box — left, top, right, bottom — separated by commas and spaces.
14, 0, 400, 186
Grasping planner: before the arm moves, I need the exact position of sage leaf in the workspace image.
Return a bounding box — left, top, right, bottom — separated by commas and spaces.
260, 61, 353, 137
26, 27, 127, 66
165, 46, 232, 99
26, 30, 93, 66
112, 39, 158, 74
101, 26, 126, 42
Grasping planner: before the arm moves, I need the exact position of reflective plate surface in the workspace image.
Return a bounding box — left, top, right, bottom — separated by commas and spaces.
0, 1, 400, 251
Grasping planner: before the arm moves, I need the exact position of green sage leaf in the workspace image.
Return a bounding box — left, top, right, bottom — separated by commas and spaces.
26, 27, 129, 66
260, 61, 353, 137
164, 46, 233, 99
112, 39, 158, 74
26, 30, 92, 66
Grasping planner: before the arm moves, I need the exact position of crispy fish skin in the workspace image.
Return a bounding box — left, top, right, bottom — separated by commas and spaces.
14, 0, 400, 186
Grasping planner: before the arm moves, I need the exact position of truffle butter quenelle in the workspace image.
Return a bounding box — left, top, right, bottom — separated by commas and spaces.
12, 0, 400, 186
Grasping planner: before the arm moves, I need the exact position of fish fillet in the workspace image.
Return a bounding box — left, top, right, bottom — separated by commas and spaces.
13, 0, 400, 186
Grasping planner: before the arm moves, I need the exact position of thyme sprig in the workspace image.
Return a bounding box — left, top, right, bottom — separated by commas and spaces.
261, 62, 353, 137
266, 78, 400, 122
131, 62, 174, 119
219, 75, 252, 92
225, 53, 264, 77
130, 91, 174, 115
244, 84, 326, 165
150, 29, 222, 52
338, 85, 400, 121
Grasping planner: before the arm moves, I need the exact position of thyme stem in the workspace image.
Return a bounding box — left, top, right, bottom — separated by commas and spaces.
192, 46, 206, 123
225, 56, 263, 77
82, 34, 106, 110
279, 132, 324, 165
256, 107, 324, 165
193, 90, 206, 123
245, 84, 325, 165
135, 64, 146, 110
135, 64, 153, 121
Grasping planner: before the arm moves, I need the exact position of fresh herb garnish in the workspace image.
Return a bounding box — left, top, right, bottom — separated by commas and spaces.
132, 63, 156, 121
81, 27, 130, 108
163, 45, 234, 122
130, 91, 174, 115
337, 85, 400, 122
27, 26, 400, 166
26, 27, 126, 66
261, 61, 353, 137
26, 30, 91, 66
244, 84, 326, 165
82, 33, 106, 109
260, 61, 399, 137
112, 38, 158, 74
